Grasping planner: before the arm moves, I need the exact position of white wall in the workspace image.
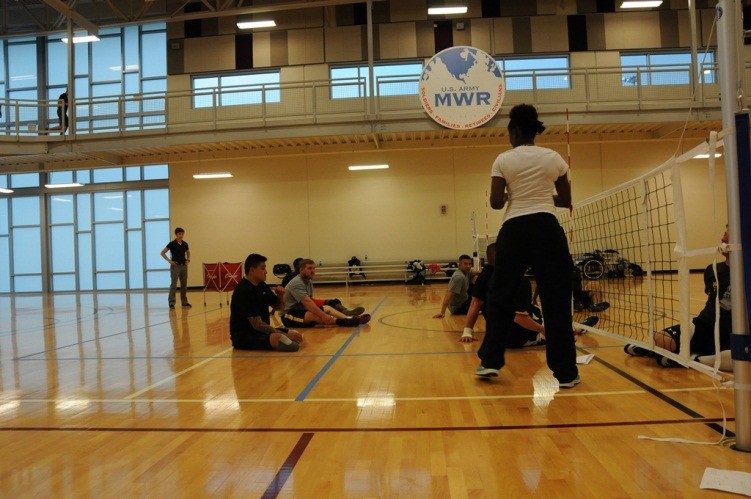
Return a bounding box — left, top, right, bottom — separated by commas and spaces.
169, 137, 726, 287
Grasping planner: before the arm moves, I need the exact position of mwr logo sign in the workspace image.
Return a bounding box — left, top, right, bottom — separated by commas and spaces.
419, 46, 505, 130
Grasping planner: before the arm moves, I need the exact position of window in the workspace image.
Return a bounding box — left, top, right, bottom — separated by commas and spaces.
0, 40, 5, 127
45, 22, 167, 133
192, 71, 281, 108
496, 56, 570, 90
7, 38, 38, 130
0, 166, 170, 293
330, 62, 423, 99
621, 51, 715, 86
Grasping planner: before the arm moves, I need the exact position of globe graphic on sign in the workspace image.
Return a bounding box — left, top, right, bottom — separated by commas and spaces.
419, 46, 505, 130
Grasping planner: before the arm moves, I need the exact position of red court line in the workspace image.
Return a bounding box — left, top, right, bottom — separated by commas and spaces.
262, 432, 314, 499
0, 417, 733, 433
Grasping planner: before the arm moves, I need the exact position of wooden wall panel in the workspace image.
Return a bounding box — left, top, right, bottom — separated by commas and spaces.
492, 18, 515, 54
586, 13, 606, 51
469, 18, 493, 54
415, 21, 435, 58
379, 23, 417, 59
390, 0, 426, 22
252, 32, 271, 68
288, 29, 325, 66
604, 12, 661, 50
452, 22, 472, 47
325, 26, 364, 62
183, 36, 235, 73
531, 16, 568, 53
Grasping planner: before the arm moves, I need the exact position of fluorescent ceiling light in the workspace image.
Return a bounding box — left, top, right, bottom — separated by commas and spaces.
61, 35, 100, 44
193, 172, 234, 179
348, 164, 389, 171
0, 188, 13, 194
236, 20, 276, 29
694, 152, 722, 159
620, 1, 663, 8
428, 6, 468, 15
45, 182, 84, 188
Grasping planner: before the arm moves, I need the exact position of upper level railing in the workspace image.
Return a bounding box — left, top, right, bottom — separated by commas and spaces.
0, 63, 739, 139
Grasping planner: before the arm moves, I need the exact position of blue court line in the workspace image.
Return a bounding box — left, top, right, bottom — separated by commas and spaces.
295, 296, 387, 402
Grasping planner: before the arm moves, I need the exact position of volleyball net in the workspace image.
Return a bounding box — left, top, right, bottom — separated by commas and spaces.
558, 130, 730, 379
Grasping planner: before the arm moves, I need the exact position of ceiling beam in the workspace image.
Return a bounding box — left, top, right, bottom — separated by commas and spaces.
13, 0, 47, 31
42, 0, 99, 35
103, 0, 127, 21
167, 0, 387, 23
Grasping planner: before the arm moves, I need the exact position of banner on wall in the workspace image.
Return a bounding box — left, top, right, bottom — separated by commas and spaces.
419, 46, 505, 130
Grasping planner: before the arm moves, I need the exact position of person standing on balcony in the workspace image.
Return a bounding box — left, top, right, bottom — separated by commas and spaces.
56, 88, 68, 135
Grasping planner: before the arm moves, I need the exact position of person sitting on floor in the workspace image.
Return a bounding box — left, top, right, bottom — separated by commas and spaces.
460, 244, 496, 342
282, 259, 371, 328
572, 266, 610, 313
229, 253, 303, 351
625, 228, 732, 370
461, 244, 597, 344
281, 257, 304, 287
433, 254, 474, 318
282, 256, 365, 316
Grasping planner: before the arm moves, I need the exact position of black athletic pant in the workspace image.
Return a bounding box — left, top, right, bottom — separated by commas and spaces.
478, 213, 578, 383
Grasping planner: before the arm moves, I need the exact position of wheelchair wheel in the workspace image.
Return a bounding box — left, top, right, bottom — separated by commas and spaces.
581, 259, 604, 280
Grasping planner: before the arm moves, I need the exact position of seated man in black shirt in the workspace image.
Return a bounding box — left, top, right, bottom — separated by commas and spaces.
230, 253, 303, 351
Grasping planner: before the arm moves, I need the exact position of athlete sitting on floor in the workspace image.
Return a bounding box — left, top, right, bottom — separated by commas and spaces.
282, 259, 371, 328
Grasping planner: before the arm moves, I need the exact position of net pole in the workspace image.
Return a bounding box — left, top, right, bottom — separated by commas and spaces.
471, 211, 480, 271
717, 0, 751, 452
566, 107, 571, 167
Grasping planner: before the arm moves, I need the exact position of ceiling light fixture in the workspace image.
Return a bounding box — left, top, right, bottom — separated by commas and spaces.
694, 152, 723, 159
0, 187, 13, 194
620, 1, 663, 8
45, 182, 84, 188
61, 35, 100, 44
236, 20, 276, 29
193, 172, 234, 179
428, 6, 468, 15
348, 164, 389, 171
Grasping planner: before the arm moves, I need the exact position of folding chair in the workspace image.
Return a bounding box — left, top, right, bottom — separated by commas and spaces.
219, 262, 243, 306
202, 263, 221, 306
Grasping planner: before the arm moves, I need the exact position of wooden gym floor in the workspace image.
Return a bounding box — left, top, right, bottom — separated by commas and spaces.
0, 276, 749, 498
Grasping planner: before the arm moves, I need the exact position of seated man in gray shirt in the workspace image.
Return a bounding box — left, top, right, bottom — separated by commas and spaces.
282, 259, 371, 328
433, 254, 474, 318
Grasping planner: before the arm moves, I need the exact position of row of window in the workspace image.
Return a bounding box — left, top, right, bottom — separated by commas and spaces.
0, 165, 168, 189
0, 167, 170, 293
0, 23, 166, 133
191, 51, 717, 107
0, 32, 716, 118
